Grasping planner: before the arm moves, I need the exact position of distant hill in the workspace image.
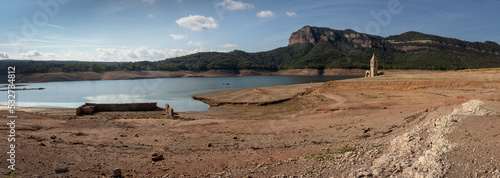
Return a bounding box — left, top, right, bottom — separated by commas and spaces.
161, 26, 500, 71
3, 26, 500, 74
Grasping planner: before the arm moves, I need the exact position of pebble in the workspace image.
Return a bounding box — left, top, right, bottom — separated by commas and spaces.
112, 168, 122, 177
152, 154, 164, 162
55, 167, 69, 174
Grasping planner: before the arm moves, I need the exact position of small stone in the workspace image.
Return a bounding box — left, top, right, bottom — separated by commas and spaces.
55, 167, 69, 174
208, 143, 213, 147
40, 143, 46, 146
135, 134, 139, 137
112, 168, 122, 177
152, 154, 164, 162
233, 136, 238, 139
50, 135, 57, 139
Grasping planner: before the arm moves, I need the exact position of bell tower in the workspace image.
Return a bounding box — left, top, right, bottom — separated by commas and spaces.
365, 53, 379, 77
370, 53, 378, 77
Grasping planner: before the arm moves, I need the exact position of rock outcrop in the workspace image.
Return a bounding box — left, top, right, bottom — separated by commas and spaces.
289, 26, 500, 55
288, 26, 383, 48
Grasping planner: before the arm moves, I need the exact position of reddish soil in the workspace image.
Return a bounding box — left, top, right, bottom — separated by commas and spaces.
0, 69, 499, 177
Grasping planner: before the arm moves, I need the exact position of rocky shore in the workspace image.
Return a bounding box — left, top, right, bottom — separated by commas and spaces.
12, 69, 366, 83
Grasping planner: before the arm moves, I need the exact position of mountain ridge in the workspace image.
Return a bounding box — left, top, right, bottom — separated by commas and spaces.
158, 26, 500, 71
4, 26, 500, 74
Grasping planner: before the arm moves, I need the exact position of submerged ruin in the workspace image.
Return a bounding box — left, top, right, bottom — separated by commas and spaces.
76, 102, 161, 115
365, 54, 381, 77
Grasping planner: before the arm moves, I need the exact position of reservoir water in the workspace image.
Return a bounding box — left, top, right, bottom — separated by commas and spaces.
6, 75, 358, 111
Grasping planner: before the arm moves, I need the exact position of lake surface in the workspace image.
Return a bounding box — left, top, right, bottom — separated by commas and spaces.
5, 75, 358, 111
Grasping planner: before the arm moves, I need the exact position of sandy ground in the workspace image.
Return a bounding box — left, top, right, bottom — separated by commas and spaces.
1, 69, 500, 177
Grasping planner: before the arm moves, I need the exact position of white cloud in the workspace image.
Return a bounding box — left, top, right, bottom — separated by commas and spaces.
147, 14, 155, 18
286, 11, 298, 17
217, 0, 254, 11
187, 41, 203, 47
21, 50, 58, 58
23, 50, 42, 57
169, 34, 188, 40
126, 50, 138, 59
45, 53, 58, 57
96, 48, 118, 60
175, 15, 218, 31
141, 0, 155, 4
219, 44, 237, 48
0, 52, 9, 58
256, 10, 275, 18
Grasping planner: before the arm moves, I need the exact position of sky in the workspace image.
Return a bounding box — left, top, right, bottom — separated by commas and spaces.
0, 0, 499, 62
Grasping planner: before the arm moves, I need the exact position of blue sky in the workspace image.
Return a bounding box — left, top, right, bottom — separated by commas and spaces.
0, 0, 499, 61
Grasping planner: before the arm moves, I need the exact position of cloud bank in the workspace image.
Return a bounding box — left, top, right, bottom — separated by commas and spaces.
22, 50, 57, 59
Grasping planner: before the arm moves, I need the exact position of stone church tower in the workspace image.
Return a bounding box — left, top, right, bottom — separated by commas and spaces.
365, 54, 379, 77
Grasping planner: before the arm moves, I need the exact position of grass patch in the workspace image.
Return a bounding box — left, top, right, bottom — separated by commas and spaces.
305, 168, 314, 174
462, 133, 472, 139
487, 99, 500, 102
304, 145, 355, 161
334, 145, 355, 154
6, 173, 16, 178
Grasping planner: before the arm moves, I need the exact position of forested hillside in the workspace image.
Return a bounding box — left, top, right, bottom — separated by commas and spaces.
3, 26, 500, 74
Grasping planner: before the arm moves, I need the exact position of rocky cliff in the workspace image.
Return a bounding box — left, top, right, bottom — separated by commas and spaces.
289, 26, 383, 48
289, 26, 500, 55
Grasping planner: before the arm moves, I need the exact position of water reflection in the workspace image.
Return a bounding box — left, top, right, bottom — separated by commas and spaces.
3, 75, 359, 111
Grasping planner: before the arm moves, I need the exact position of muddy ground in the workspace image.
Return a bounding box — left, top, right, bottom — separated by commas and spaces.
1, 69, 499, 177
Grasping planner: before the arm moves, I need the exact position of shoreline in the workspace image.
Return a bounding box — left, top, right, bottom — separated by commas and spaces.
7, 68, 368, 83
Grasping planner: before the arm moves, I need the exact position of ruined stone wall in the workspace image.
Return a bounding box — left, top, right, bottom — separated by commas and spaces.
76, 102, 160, 115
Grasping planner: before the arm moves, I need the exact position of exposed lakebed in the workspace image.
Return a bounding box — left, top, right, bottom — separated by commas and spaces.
4, 75, 359, 111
